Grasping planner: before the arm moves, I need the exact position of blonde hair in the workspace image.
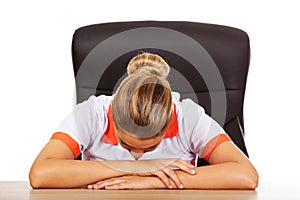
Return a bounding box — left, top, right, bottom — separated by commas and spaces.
112, 53, 173, 138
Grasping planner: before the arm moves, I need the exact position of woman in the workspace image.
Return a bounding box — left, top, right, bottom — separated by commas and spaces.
29, 53, 258, 190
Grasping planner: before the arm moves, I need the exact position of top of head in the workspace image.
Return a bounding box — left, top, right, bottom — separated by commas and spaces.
127, 53, 170, 79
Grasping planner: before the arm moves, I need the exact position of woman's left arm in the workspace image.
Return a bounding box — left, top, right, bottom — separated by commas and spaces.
169, 140, 259, 189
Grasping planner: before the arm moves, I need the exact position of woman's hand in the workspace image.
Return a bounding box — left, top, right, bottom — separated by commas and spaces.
132, 158, 196, 189
100, 158, 196, 189
87, 176, 159, 190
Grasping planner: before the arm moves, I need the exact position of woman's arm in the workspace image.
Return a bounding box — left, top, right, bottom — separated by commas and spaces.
90, 141, 258, 190
29, 139, 128, 188
29, 139, 194, 189
156, 141, 259, 189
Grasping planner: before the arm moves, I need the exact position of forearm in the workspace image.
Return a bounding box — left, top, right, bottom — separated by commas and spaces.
29, 159, 127, 189
29, 158, 178, 189
153, 162, 258, 190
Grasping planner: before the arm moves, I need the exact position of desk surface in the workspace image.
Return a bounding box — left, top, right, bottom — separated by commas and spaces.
0, 181, 299, 200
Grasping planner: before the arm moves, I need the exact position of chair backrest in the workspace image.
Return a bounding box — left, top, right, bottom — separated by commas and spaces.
71, 21, 251, 160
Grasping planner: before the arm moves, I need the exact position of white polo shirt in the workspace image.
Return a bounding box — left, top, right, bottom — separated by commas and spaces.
51, 92, 230, 164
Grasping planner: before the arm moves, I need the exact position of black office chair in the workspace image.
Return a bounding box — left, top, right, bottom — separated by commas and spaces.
71, 21, 250, 166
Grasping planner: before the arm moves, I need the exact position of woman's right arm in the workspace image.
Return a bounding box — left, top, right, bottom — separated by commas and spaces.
29, 139, 127, 189
29, 139, 195, 189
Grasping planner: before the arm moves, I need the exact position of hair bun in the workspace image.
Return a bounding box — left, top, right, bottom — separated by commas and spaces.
127, 53, 170, 78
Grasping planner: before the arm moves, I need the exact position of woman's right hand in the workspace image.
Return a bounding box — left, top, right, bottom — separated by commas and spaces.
131, 158, 196, 189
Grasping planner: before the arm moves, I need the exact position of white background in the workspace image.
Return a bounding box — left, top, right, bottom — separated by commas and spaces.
1, 0, 299, 187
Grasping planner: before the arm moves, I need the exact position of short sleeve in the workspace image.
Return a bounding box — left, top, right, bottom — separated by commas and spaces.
181, 99, 231, 162
51, 95, 98, 158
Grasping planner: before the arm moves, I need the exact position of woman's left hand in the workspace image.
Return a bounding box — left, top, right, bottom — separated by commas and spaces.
87, 176, 161, 190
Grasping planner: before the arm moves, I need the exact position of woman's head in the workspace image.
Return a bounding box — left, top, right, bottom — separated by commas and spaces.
112, 53, 173, 141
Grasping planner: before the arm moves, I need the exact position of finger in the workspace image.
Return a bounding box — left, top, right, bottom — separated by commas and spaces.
87, 185, 94, 189
170, 159, 196, 175
87, 181, 103, 190
105, 182, 127, 190
161, 167, 183, 189
176, 159, 196, 169
93, 179, 125, 190
153, 170, 173, 189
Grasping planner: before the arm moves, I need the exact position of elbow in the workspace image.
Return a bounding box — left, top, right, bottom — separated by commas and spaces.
29, 167, 46, 189
248, 173, 259, 190
29, 169, 40, 189
244, 177, 258, 190
243, 169, 259, 190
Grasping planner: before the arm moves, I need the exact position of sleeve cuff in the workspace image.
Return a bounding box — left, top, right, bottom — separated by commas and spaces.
51, 132, 81, 159
201, 133, 231, 162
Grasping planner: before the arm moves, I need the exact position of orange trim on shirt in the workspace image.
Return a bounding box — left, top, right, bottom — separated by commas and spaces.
100, 104, 179, 145
51, 132, 81, 159
201, 134, 231, 162
164, 104, 179, 139
100, 105, 118, 145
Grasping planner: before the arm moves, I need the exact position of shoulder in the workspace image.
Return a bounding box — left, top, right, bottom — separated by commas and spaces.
172, 92, 205, 124
72, 95, 112, 130
172, 92, 226, 155
88, 94, 113, 123
172, 91, 221, 135
93, 95, 113, 112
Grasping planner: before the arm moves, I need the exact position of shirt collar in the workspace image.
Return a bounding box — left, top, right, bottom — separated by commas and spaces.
100, 104, 179, 145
